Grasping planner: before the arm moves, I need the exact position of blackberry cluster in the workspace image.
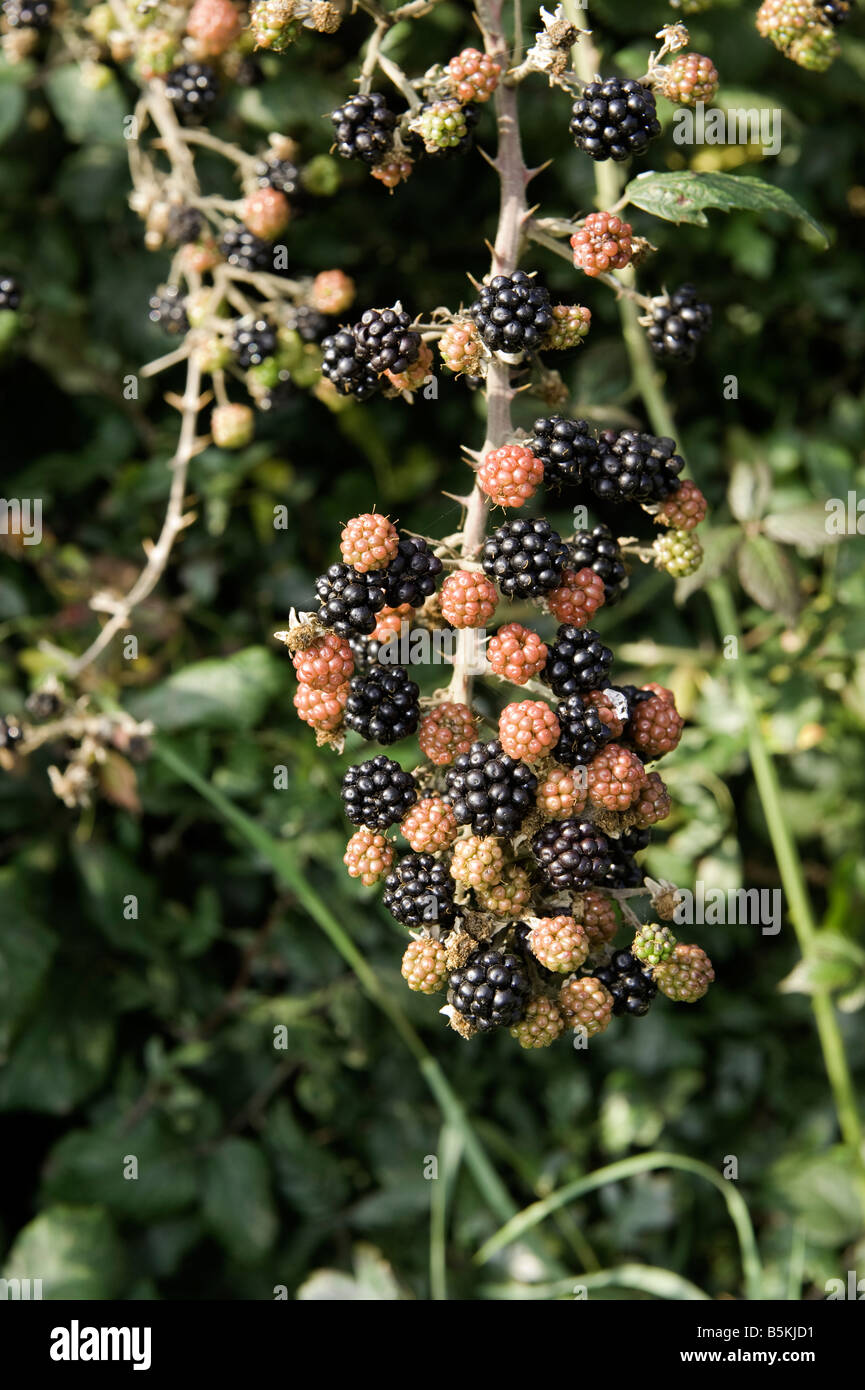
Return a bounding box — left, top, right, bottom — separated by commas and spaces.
340, 754, 417, 830
256, 155, 301, 197
354, 307, 421, 375
382, 536, 443, 608
166, 206, 203, 246
585, 430, 684, 504
320, 329, 382, 401
148, 286, 189, 336
444, 739, 538, 837
482, 518, 568, 599
330, 92, 396, 165
647, 285, 712, 363
469, 271, 554, 356
1, 0, 52, 27
164, 63, 220, 124
315, 563, 387, 637
219, 226, 273, 272
384, 853, 456, 929
232, 317, 277, 368
529, 416, 599, 495
344, 665, 420, 744
594, 949, 657, 1017
570, 525, 628, 605
554, 693, 615, 767
532, 819, 613, 892
570, 78, 661, 162
0, 273, 21, 311
448, 948, 530, 1031
544, 626, 613, 699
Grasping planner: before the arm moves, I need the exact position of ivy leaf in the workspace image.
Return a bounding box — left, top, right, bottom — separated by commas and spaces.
624, 171, 827, 246
737, 534, 800, 620
763, 503, 838, 551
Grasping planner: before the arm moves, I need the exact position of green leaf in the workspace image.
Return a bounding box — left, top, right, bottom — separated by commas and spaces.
125, 645, 286, 732
0, 868, 57, 1051
736, 534, 800, 621
624, 171, 827, 245
0, 79, 25, 147
2, 1205, 124, 1299
0, 983, 114, 1114
763, 503, 838, 551
772, 1148, 864, 1247
778, 932, 865, 1001
727, 458, 771, 523
203, 1138, 278, 1265
41, 1115, 199, 1222
74, 841, 159, 956
44, 65, 129, 147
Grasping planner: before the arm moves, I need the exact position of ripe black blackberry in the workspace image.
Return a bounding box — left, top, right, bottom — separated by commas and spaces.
610, 683, 654, 728
344, 664, 420, 745
553, 693, 615, 768
341, 754, 417, 830
602, 847, 643, 890
219, 225, 273, 272
570, 78, 660, 162
232, 316, 277, 368
1, 0, 52, 27
570, 525, 628, 605
348, 634, 385, 673
148, 286, 189, 336
330, 92, 397, 165
164, 63, 219, 124
469, 270, 554, 356
647, 284, 712, 363
531, 818, 614, 892
594, 949, 657, 1016
529, 415, 599, 495
255, 154, 301, 197
448, 947, 530, 1031
25, 689, 62, 720
820, 0, 851, 23
544, 626, 613, 700
585, 429, 684, 504
315, 563, 387, 637
288, 305, 328, 342
444, 739, 538, 837
382, 536, 443, 608
481, 517, 568, 599
321, 329, 382, 401
0, 273, 20, 311
384, 852, 456, 930
354, 307, 421, 375
0, 715, 22, 748
620, 825, 650, 855
166, 205, 204, 246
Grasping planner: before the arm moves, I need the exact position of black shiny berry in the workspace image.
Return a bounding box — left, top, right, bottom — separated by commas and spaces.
469, 270, 554, 356
340, 754, 417, 830
444, 739, 537, 837
585, 429, 684, 505
544, 626, 613, 700
0, 273, 21, 311
529, 415, 599, 495
1, 0, 52, 28
321, 329, 382, 400
384, 852, 456, 929
354, 307, 421, 375
531, 818, 614, 892
382, 536, 443, 608
219, 225, 274, 272
647, 284, 712, 363
344, 665, 420, 745
232, 316, 277, 368
166, 205, 204, 246
570, 78, 660, 162
315, 563, 387, 637
570, 525, 628, 605
482, 518, 568, 599
448, 947, 530, 1031
256, 154, 301, 196
164, 63, 219, 124
148, 285, 188, 336
594, 949, 657, 1016
330, 92, 397, 165
553, 693, 616, 768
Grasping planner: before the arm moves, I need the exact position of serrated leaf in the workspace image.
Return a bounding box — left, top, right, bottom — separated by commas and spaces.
737, 534, 800, 621
624, 171, 827, 245
763, 503, 838, 551
727, 458, 771, 523
675, 524, 741, 602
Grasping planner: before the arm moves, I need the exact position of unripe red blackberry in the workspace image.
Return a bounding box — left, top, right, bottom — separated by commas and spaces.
186, 0, 242, 54
583, 688, 625, 738
654, 942, 715, 1002
291, 631, 354, 692
653, 528, 703, 578
630, 695, 684, 759
587, 742, 649, 812
580, 890, 619, 950
401, 937, 449, 994
371, 603, 413, 641
343, 827, 394, 886
632, 770, 672, 827
660, 53, 720, 105
499, 700, 561, 764
477, 444, 544, 508
438, 320, 485, 377
559, 976, 614, 1036
655, 479, 707, 531
401, 796, 459, 853
547, 567, 606, 627
487, 623, 548, 685
632, 922, 677, 966
371, 156, 414, 189
570, 212, 634, 277
211, 403, 254, 448
339, 513, 400, 573
450, 834, 506, 889
545, 304, 592, 351
241, 186, 290, 240
475, 862, 534, 916
528, 915, 589, 973
294, 681, 348, 732
311, 269, 356, 316
418, 702, 477, 766
642, 681, 676, 705
448, 47, 501, 103
440, 570, 498, 628
536, 763, 588, 817
510, 995, 565, 1048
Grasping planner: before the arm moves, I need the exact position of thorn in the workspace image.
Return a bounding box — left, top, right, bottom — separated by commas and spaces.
477, 145, 499, 170
525, 160, 553, 184
441, 490, 473, 507
465, 271, 482, 291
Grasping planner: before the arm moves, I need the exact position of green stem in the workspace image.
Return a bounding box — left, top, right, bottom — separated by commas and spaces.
482, 1263, 711, 1301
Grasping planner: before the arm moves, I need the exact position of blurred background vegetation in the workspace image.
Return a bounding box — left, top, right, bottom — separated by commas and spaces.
1, 0, 865, 1300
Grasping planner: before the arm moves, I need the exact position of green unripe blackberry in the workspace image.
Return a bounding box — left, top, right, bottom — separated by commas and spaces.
632, 922, 677, 966
652, 528, 703, 578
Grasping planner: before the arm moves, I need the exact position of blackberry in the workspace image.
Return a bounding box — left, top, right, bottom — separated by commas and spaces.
594, 949, 657, 1017
544, 626, 613, 699
384, 852, 456, 930
585, 429, 684, 505
148, 286, 189, 336
481, 517, 568, 599
288, 304, 328, 342
232, 316, 277, 368
321, 329, 382, 401
570, 525, 628, 605
348, 634, 385, 672
166, 205, 204, 245
344, 665, 420, 745
219, 225, 274, 272
570, 78, 660, 162
341, 754, 417, 830
1, 0, 52, 27
620, 825, 650, 855
330, 92, 397, 166
354, 307, 421, 375
259, 376, 298, 412
647, 284, 712, 363
164, 63, 220, 124
610, 683, 654, 728
0, 273, 20, 311
553, 693, 615, 768
25, 689, 61, 720
315, 563, 387, 637
820, 0, 851, 23
255, 154, 301, 197
469, 270, 554, 356
602, 847, 643, 890
529, 415, 598, 495
448, 947, 530, 1031
382, 536, 443, 608
424, 101, 480, 158
444, 739, 538, 837
531, 818, 614, 892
